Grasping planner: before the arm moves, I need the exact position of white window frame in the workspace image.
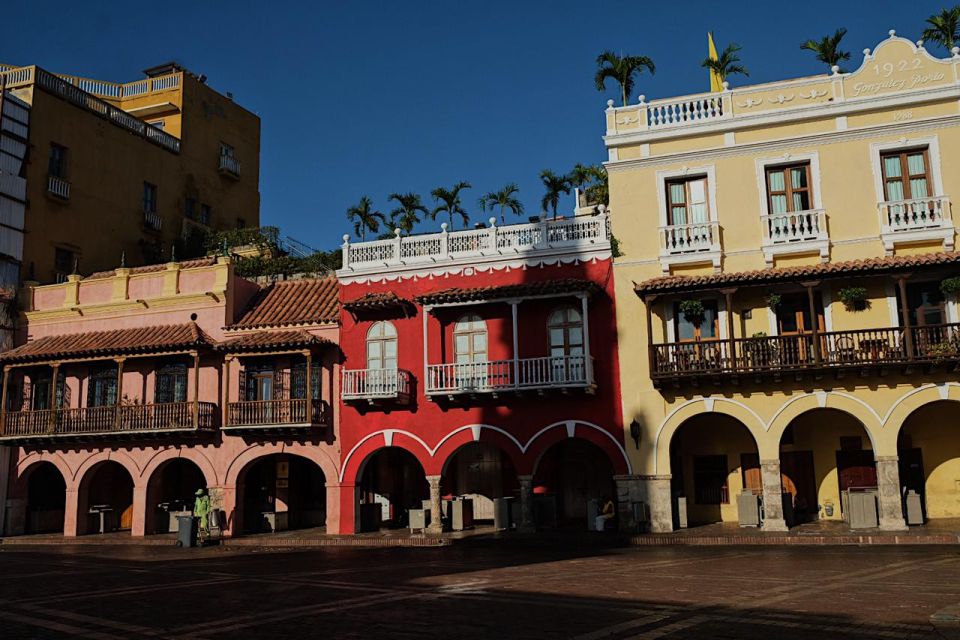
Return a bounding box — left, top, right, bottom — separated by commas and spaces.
655, 164, 722, 272
365, 321, 398, 370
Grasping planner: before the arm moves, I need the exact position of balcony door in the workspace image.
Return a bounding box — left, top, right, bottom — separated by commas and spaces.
454, 314, 488, 389
155, 364, 187, 404
366, 321, 397, 394
672, 300, 721, 368
881, 148, 930, 202
548, 306, 585, 383
87, 367, 118, 407
898, 281, 949, 356
775, 293, 824, 364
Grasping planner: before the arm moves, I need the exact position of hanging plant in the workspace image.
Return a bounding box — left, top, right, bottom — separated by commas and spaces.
679, 299, 706, 326
838, 286, 869, 312
765, 293, 782, 310
940, 277, 960, 300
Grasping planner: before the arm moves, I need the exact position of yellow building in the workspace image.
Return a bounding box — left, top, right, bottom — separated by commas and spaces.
604, 33, 960, 532
0, 62, 260, 283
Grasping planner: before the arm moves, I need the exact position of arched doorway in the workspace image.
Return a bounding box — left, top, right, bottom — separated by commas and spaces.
78, 461, 134, 535
238, 454, 327, 534
25, 463, 66, 534
668, 414, 759, 527
356, 447, 428, 531
779, 409, 875, 524
534, 439, 615, 528
442, 441, 518, 523
145, 459, 207, 534
897, 401, 960, 520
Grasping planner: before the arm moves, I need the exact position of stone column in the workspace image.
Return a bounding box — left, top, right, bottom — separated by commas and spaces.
613, 475, 640, 532
639, 475, 672, 533
760, 459, 789, 532
63, 488, 80, 537
517, 474, 535, 532
876, 456, 907, 531
426, 475, 443, 534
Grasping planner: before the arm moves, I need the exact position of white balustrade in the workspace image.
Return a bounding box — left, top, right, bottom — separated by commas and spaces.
144, 210, 162, 232
342, 368, 411, 401
646, 94, 727, 128
426, 355, 594, 395
218, 154, 241, 176
342, 213, 610, 270
659, 221, 719, 255
762, 210, 826, 245
879, 196, 951, 232
47, 175, 70, 200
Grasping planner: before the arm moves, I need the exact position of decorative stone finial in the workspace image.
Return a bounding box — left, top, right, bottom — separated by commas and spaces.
440, 222, 448, 232
863, 48, 871, 56
722, 81, 729, 90
170, 244, 177, 262
342, 234, 350, 243
831, 65, 840, 75
221, 239, 229, 257
638, 94, 646, 104
119, 251, 126, 268
606, 99, 614, 109
916, 39, 924, 48
952, 46, 960, 58
394, 228, 402, 237
888, 29, 896, 38
71, 258, 79, 275
488, 217, 496, 227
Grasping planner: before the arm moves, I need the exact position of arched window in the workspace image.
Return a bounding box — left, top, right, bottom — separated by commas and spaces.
454, 314, 487, 364
366, 321, 398, 370
548, 307, 584, 357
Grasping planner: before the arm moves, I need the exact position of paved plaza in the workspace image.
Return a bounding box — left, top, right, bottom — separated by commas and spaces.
0, 541, 959, 638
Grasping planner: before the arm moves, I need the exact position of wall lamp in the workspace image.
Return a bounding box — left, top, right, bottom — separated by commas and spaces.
629, 419, 641, 450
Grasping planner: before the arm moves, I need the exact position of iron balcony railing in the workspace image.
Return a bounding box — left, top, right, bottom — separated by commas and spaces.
650, 323, 960, 380
0, 402, 217, 440
342, 368, 412, 402
47, 175, 70, 200
144, 210, 162, 232
225, 398, 328, 428
426, 354, 594, 395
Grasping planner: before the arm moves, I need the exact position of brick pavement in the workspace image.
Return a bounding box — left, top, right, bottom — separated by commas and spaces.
0, 543, 958, 638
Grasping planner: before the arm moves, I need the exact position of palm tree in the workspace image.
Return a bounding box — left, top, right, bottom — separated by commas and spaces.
478, 183, 524, 224
584, 165, 609, 207
801, 28, 851, 71
388, 192, 429, 234
539, 170, 572, 219
345, 196, 386, 242
430, 181, 472, 229
701, 42, 749, 83
594, 51, 656, 106
922, 6, 960, 52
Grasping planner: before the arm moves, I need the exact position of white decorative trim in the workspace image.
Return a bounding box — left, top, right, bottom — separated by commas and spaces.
703, 397, 715, 412
822, 285, 834, 332
565, 421, 576, 438
868, 134, 944, 204
654, 164, 723, 272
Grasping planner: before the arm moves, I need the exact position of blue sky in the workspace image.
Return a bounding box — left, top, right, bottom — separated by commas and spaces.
2, 1, 952, 250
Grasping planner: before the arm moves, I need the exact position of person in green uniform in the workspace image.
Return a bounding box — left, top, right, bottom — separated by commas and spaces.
193, 488, 210, 544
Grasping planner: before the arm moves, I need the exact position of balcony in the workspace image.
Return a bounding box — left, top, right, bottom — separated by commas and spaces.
658, 221, 721, 272
342, 368, 412, 404
224, 398, 329, 434
0, 402, 218, 444
878, 195, 954, 255
760, 209, 829, 265
426, 355, 595, 398
143, 210, 162, 232
650, 324, 960, 386
218, 154, 240, 178
47, 175, 70, 201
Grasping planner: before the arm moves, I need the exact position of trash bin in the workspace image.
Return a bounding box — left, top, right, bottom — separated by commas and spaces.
737, 490, 761, 527
176, 515, 197, 547
904, 490, 924, 525
493, 497, 514, 530
846, 488, 879, 529
674, 496, 688, 529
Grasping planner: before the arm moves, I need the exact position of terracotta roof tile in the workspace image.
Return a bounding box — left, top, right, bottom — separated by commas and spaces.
218, 330, 329, 353
86, 257, 218, 280
0, 323, 211, 363
232, 278, 339, 328
414, 279, 599, 306
635, 252, 960, 295
342, 292, 412, 313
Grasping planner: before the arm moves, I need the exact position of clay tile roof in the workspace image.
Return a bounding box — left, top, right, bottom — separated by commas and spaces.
0, 323, 211, 363
232, 278, 339, 329
342, 292, 412, 313
414, 279, 600, 306
86, 256, 218, 280
217, 330, 329, 353
635, 252, 960, 295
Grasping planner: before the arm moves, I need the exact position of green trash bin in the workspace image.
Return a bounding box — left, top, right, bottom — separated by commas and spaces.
176, 515, 197, 547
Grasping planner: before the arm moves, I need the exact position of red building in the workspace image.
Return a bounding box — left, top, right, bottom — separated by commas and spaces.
336, 213, 629, 533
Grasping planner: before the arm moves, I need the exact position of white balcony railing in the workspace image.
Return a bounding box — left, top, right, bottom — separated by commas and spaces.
144, 210, 162, 232
762, 209, 827, 245
426, 355, 594, 395
342, 367, 412, 402
218, 154, 240, 177
47, 175, 70, 200
646, 94, 729, 128
879, 196, 952, 233
659, 221, 719, 255
341, 213, 610, 270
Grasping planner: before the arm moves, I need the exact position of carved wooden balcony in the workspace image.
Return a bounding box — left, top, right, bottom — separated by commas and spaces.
224, 398, 329, 434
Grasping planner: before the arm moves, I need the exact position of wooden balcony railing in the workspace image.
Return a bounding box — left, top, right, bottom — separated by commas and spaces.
650, 323, 960, 382
225, 398, 328, 429
342, 368, 412, 402
0, 402, 217, 441
426, 355, 595, 396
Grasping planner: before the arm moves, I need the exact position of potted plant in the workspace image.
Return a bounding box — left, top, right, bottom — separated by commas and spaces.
765, 293, 781, 311
838, 286, 869, 312
678, 299, 706, 327
940, 277, 960, 300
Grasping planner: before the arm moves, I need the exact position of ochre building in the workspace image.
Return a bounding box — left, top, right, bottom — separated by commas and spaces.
604, 33, 960, 532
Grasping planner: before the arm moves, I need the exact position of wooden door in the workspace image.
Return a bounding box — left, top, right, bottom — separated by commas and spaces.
776, 293, 824, 365
780, 451, 817, 522
836, 450, 877, 492
740, 453, 761, 495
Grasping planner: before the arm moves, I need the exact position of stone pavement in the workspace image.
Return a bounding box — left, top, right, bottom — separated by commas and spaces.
1, 542, 960, 638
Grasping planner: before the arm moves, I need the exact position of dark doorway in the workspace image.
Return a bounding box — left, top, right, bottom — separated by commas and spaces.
443, 442, 518, 522
240, 455, 327, 534
26, 463, 66, 534
534, 439, 614, 527
81, 462, 134, 534
780, 450, 817, 523
148, 459, 206, 534
357, 448, 428, 530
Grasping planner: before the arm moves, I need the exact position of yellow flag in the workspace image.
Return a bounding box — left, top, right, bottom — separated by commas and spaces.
708, 32, 724, 92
